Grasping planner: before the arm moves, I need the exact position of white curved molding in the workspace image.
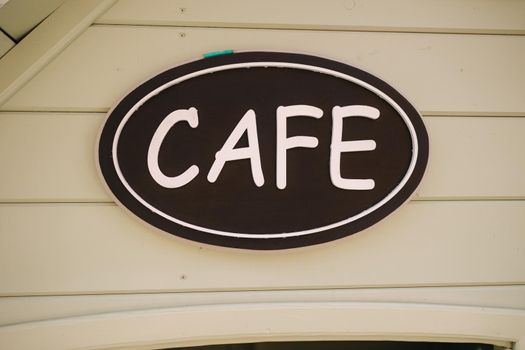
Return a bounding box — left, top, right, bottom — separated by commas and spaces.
1, 301, 523, 350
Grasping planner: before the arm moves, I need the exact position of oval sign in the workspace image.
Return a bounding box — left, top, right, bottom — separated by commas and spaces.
98, 51, 429, 250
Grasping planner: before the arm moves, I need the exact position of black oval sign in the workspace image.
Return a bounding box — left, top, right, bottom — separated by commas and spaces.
98, 51, 429, 250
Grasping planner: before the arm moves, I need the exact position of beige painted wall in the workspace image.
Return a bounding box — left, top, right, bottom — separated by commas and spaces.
0, 0, 524, 349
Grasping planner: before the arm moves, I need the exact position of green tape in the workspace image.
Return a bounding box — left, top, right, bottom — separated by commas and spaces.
203, 50, 234, 58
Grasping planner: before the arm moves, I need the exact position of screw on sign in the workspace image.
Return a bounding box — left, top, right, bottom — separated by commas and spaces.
98, 51, 429, 250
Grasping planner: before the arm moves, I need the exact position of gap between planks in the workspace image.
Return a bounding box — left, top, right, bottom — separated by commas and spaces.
1, 109, 525, 118
2, 282, 525, 298
91, 22, 525, 37
1, 198, 525, 205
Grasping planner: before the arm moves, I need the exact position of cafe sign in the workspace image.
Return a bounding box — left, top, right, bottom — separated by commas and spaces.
97, 51, 429, 250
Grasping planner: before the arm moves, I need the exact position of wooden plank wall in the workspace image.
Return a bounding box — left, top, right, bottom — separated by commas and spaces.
0, 0, 524, 348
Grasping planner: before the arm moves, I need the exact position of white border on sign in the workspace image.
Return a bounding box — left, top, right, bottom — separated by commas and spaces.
112, 62, 419, 239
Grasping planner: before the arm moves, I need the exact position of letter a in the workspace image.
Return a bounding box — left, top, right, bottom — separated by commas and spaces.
207, 109, 265, 187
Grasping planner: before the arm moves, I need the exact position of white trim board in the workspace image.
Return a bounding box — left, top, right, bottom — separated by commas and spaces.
0, 301, 521, 349
1, 201, 524, 295
97, 0, 525, 35
2, 285, 525, 327
0, 0, 116, 107
1, 113, 524, 202
0, 0, 67, 41
3, 26, 524, 115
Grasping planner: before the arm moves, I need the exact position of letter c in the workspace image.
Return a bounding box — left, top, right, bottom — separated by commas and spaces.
147, 107, 199, 188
